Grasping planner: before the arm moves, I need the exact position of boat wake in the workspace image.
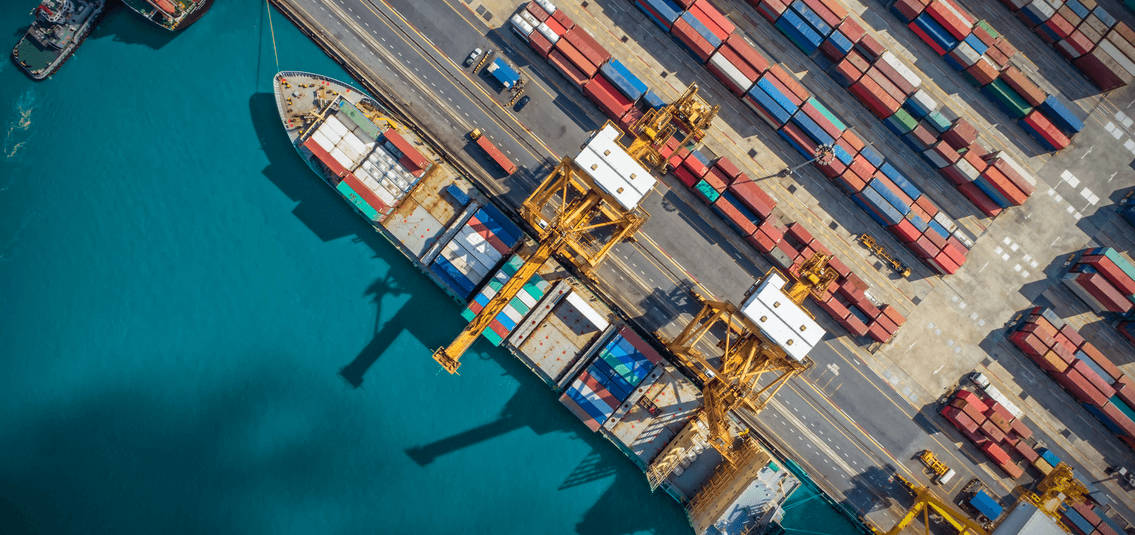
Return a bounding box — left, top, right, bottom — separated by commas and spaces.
4, 89, 35, 160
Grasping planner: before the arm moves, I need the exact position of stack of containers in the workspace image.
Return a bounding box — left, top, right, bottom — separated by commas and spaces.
1063, 247, 1135, 316
1001, 0, 1135, 91
461, 254, 551, 346
708, 33, 772, 96
940, 388, 1033, 477
559, 327, 663, 431
673, 150, 908, 342
1007, 307, 1135, 450
887, 0, 1081, 151
1062, 501, 1123, 535
514, 3, 667, 130
430, 206, 521, 299
628, 0, 976, 273
745, 0, 1047, 214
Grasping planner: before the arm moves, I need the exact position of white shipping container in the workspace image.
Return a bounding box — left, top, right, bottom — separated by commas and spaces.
1099, 39, 1135, 77
515, 287, 539, 308
519, 11, 538, 28
952, 229, 974, 249
564, 291, 610, 331
1023, 1, 1054, 23
708, 51, 754, 95
330, 147, 355, 171
502, 303, 525, 325
535, 0, 556, 15
952, 42, 981, 67
312, 128, 336, 152
909, 89, 937, 114
881, 51, 924, 89
323, 114, 349, 139
933, 211, 958, 233
954, 158, 979, 181
366, 179, 398, 208
537, 22, 560, 44
982, 385, 1024, 418
444, 241, 490, 280
994, 153, 1038, 186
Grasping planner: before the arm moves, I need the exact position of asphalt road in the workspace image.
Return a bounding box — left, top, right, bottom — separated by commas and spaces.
269, 0, 1135, 527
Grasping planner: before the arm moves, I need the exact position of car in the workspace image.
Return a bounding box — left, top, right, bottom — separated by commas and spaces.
513, 95, 530, 111
463, 48, 483, 67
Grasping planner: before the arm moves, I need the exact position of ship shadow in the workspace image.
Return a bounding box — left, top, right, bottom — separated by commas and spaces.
89, 4, 180, 50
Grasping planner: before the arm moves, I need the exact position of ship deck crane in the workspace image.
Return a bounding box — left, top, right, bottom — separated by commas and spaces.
645, 256, 837, 491
623, 83, 718, 173
431, 122, 652, 374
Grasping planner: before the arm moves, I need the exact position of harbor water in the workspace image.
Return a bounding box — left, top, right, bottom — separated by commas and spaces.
0, 2, 854, 533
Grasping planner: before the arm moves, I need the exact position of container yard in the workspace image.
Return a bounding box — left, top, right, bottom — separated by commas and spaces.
265, 0, 1135, 533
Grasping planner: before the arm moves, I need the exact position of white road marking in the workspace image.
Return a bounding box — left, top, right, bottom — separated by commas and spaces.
1060, 170, 1080, 187
1080, 188, 1099, 205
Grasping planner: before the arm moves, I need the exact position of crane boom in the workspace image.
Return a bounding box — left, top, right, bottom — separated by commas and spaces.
432, 190, 602, 374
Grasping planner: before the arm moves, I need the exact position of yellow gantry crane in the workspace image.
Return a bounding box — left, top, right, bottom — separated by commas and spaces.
430, 123, 651, 374
873, 475, 989, 535
1012, 463, 1088, 529
645, 255, 838, 489
623, 83, 718, 173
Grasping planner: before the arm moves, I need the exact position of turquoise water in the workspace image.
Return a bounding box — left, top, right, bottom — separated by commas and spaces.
0, 3, 865, 534
0, 2, 691, 533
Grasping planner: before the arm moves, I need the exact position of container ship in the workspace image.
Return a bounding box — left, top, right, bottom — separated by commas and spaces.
274, 70, 816, 534
11, 0, 105, 80
121, 0, 210, 31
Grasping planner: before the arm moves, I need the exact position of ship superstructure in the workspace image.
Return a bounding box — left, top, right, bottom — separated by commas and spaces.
121, 0, 210, 31
11, 0, 105, 80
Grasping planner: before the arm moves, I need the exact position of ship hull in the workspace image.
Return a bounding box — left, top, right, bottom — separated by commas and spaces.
10, 0, 105, 81
121, 0, 212, 31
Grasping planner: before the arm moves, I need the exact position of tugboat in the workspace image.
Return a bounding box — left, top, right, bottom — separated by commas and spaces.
11, 0, 105, 81
120, 0, 211, 31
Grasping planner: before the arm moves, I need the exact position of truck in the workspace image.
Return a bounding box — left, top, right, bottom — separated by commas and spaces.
916, 450, 957, 485
469, 128, 517, 175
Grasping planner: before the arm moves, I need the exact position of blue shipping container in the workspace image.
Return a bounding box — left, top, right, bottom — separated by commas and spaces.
601, 59, 648, 102
1038, 94, 1084, 135
881, 163, 922, 199
747, 87, 793, 126
778, 128, 814, 159
1063, 507, 1096, 535
852, 193, 889, 227
476, 206, 522, 247
1038, 448, 1061, 467
1066, 0, 1089, 18
1093, 7, 1116, 29
720, 191, 763, 225
776, 9, 823, 55
860, 145, 885, 167
756, 77, 800, 115
968, 491, 1003, 520
927, 220, 950, 241
834, 144, 853, 165
791, 110, 835, 146
680, 11, 722, 48
913, 13, 959, 52
642, 90, 666, 109
869, 178, 913, 216
1017, 117, 1061, 152
430, 255, 476, 298
860, 186, 905, 225
827, 29, 854, 56
963, 33, 988, 56
638, 0, 682, 28
974, 176, 1012, 208
790, 0, 832, 37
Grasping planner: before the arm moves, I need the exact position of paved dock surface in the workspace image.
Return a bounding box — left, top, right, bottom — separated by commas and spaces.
272, 0, 1135, 528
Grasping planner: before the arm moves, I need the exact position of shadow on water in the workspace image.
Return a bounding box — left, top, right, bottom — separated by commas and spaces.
249, 91, 688, 535
89, 5, 180, 50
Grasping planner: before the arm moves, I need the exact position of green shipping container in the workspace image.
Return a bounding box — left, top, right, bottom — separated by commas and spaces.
338, 100, 383, 141
482, 327, 504, 347
807, 98, 847, 132
983, 79, 1032, 119
976, 20, 1001, 40
1112, 396, 1135, 425
694, 179, 721, 202
925, 111, 952, 133
1102, 247, 1135, 283
337, 180, 381, 221
887, 108, 917, 133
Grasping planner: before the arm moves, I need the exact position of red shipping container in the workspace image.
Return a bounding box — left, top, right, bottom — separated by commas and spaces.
805, 0, 847, 25
965, 58, 999, 86
818, 293, 851, 320
926, 0, 972, 40
891, 218, 921, 243
874, 311, 899, 334
1084, 255, 1135, 295
989, 158, 1034, 196
956, 182, 1002, 217
1013, 439, 1039, 462
943, 240, 967, 266
866, 65, 909, 102
551, 8, 573, 30
911, 234, 940, 259
1075, 272, 1134, 313
755, 0, 787, 21
525, 2, 549, 22
780, 122, 818, 156
673, 165, 700, 188
726, 33, 771, 74
1078, 343, 1122, 382
892, 0, 925, 22
528, 30, 554, 58
543, 16, 566, 38
1011, 418, 1033, 441
715, 196, 759, 235
981, 166, 1028, 205
913, 195, 939, 219
873, 59, 918, 97
671, 17, 717, 63
837, 17, 866, 44
1059, 366, 1111, 407
882, 304, 906, 326
564, 27, 611, 68
746, 229, 777, 254
715, 157, 741, 180
553, 40, 598, 79
768, 65, 811, 103
930, 251, 960, 274
999, 67, 1046, 107
1072, 503, 1102, 529
1044, 14, 1075, 42
1101, 402, 1135, 438
837, 167, 867, 193
729, 180, 777, 219
981, 439, 1011, 465
1023, 110, 1071, 150
867, 321, 893, 343
942, 405, 980, 434
690, 0, 735, 39
1073, 358, 1116, 397
786, 222, 813, 245
839, 311, 870, 337
840, 129, 865, 153
943, 118, 977, 149
704, 167, 730, 192
856, 34, 886, 62
584, 76, 633, 120
850, 77, 901, 119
